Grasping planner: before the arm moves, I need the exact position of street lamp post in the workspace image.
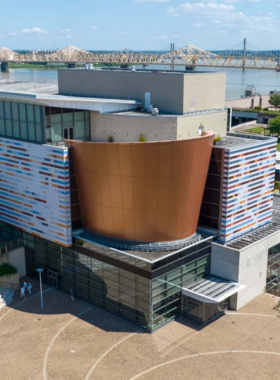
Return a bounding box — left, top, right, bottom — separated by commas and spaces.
36, 268, 44, 308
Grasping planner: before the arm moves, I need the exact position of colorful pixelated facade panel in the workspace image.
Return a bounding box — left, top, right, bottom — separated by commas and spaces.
219, 139, 277, 243
0, 138, 71, 246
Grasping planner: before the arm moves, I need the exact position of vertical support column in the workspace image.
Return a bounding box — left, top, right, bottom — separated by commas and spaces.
170, 42, 175, 71
1, 62, 9, 72
243, 38, 247, 67
120, 63, 129, 69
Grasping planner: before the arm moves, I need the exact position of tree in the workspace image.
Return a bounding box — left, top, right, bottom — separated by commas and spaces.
267, 116, 280, 137
268, 94, 280, 110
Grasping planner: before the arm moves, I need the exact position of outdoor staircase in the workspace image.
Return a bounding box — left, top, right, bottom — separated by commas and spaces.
0, 288, 14, 311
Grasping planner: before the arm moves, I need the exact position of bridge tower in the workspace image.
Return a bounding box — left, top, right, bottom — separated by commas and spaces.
243, 38, 247, 67
170, 43, 175, 70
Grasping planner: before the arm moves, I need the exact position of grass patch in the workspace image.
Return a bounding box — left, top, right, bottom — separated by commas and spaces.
0, 263, 17, 277
244, 127, 265, 133
277, 142, 280, 152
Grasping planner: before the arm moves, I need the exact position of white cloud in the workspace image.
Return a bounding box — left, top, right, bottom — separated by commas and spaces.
7, 32, 17, 36
20, 27, 47, 34
167, 6, 180, 16
91, 26, 98, 30
120, 31, 126, 34
194, 22, 204, 27
60, 29, 71, 34
178, 3, 235, 13
135, 0, 169, 2
66, 35, 72, 39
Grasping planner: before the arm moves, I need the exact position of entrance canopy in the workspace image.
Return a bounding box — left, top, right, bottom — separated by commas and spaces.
182, 276, 245, 304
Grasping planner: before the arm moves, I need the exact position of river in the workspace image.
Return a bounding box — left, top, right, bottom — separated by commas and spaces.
0, 66, 279, 100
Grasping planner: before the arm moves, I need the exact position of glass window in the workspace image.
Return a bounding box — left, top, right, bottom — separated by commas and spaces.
28, 123, 35, 141
51, 113, 61, 124
63, 111, 73, 124
26, 104, 34, 123
0, 101, 4, 118
34, 106, 41, 124
20, 122, 28, 139
85, 120, 90, 137
4, 102, 11, 119
74, 121, 85, 138
51, 124, 63, 142
35, 124, 43, 142
11, 103, 19, 120
74, 111, 84, 121
19, 104, 26, 122
13, 121, 20, 138
5, 120, 12, 136
85, 111, 90, 120
0, 119, 5, 135
46, 126, 51, 142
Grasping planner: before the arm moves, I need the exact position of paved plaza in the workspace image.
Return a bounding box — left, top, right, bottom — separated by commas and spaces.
1, 279, 280, 380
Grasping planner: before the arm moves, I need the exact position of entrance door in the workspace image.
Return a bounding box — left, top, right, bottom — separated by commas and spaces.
63, 127, 74, 140
47, 269, 58, 288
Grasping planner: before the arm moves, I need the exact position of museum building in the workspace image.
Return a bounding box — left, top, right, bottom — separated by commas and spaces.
0, 69, 279, 331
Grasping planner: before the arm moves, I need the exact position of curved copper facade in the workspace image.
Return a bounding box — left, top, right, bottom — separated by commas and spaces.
68, 132, 214, 242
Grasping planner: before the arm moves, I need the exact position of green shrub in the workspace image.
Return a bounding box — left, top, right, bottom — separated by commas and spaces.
139, 134, 146, 142
0, 263, 17, 277
108, 136, 113, 142
275, 181, 280, 186
254, 106, 262, 111
77, 240, 85, 246
214, 134, 221, 141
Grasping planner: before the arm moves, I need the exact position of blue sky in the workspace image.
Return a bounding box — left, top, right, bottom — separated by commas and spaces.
0, 0, 279, 51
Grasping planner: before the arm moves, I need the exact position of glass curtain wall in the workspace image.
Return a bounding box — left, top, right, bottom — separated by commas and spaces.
45, 107, 90, 144
0, 101, 45, 143
23, 232, 151, 329
151, 241, 211, 330
266, 243, 280, 296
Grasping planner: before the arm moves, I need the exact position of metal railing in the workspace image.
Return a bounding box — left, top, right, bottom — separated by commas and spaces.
0, 238, 24, 255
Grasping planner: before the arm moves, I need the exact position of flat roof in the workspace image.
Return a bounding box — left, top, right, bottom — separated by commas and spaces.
72, 228, 216, 264
182, 276, 245, 303
0, 80, 58, 95
214, 132, 276, 150
0, 80, 142, 112
64, 68, 224, 76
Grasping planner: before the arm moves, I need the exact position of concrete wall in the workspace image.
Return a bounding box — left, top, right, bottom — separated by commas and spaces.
90, 110, 227, 143
59, 69, 184, 114
58, 70, 226, 115
183, 73, 226, 113
177, 110, 227, 139
91, 113, 178, 142
0, 247, 26, 279
8, 247, 26, 278
211, 230, 280, 310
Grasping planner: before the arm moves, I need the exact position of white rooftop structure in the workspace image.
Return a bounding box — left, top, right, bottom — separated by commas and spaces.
0, 80, 142, 113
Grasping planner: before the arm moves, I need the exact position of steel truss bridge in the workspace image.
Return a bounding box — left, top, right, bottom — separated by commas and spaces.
0, 45, 279, 70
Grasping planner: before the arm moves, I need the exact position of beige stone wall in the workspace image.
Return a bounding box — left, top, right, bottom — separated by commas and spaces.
183, 73, 226, 113
177, 110, 227, 139
91, 113, 178, 142
59, 70, 226, 115
0, 273, 20, 289
91, 110, 227, 143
